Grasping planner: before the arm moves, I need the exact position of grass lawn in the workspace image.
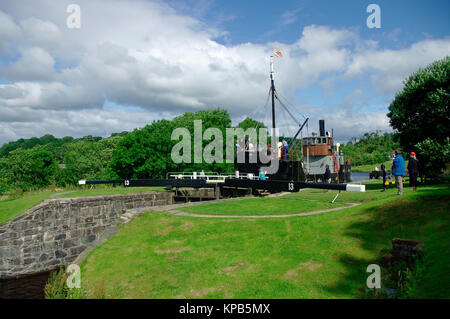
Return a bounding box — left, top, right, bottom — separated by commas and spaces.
56, 186, 165, 198
179, 197, 348, 216
0, 186, 164, 225
351, 160, 409, 173
79, 182, 450, 299
0, 190, 62, 225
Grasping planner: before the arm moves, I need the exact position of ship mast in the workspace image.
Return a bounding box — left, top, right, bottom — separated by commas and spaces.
270, 55, 276, 131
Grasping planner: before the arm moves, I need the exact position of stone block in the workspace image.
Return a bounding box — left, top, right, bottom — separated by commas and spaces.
55, 250, 67, 259
23, 258, 35, 265
63, 239, 78, 249
70, 245, 87, 256
0, 232, 18, 240
55, 233, 66, 241
82, 234, 96, 244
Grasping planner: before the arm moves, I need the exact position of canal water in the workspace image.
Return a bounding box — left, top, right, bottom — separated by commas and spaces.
350, 171, 370, 182
0, 270, 53, 299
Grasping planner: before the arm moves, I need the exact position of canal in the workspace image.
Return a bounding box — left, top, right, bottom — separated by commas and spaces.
0, 270, 54, 299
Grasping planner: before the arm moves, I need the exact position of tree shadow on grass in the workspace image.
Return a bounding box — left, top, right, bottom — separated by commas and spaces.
323, 186, 450, 298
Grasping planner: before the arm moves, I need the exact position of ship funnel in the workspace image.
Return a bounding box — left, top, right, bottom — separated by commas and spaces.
319, 120, 325, 137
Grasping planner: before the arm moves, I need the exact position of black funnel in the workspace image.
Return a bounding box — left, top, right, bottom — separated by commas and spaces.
319, 120, 325, 137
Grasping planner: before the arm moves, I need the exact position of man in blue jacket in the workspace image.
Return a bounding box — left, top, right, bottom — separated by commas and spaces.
392, 149, 405, 195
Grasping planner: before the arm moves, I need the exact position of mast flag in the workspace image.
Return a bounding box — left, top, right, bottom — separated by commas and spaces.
273, 48, 282, 58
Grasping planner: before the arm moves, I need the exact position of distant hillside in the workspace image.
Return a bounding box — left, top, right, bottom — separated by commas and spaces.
341, 131, 400, 166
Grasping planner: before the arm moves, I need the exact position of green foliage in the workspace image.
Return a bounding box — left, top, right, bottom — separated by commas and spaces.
415, 137, 450, 177
237, 117, 266, 131
110, 119, 176, 179
44, 268, 88, 299
110, 108, 234, 179
0, 133, 125, 191
0, 146, 56, 191
341, 131, 399, 166
388, 56, 450, 175
58, 136, 123, 186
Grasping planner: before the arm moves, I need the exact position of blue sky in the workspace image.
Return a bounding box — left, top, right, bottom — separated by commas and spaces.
0, 0, 449, 145
172, 0, 450, 45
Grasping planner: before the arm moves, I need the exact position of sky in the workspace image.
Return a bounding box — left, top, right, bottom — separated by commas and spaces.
0, 0, 449, 145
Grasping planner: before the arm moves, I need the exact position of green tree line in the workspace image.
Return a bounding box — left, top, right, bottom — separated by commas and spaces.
341, 131, 400, 167
0, 109, 258, 193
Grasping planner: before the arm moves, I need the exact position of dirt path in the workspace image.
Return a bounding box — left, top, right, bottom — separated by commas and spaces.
148, 196, 360, 219
50, 191, 76, 198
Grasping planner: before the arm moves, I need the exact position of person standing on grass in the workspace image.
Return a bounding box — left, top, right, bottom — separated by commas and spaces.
407, 152, 420, 192
381, 163, 386, 192
392, 149, 405, 195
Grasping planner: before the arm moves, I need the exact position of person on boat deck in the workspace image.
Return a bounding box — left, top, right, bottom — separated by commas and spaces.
277, 141, 283, 160
282, 139, 289, 159
258, 169, 266, 180
235, 141, 241, 154
200, 170, 206, 180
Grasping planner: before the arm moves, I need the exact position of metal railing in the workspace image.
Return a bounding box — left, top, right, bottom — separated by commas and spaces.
166, 171, 268, 182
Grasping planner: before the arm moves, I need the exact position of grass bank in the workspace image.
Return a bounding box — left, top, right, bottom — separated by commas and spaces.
78, 182, 449, 298
351, 160, 393, 173
0, 190, 62, 225
179, 197, 348, 216
56, 186, 165, 198
0, 186, 164, 225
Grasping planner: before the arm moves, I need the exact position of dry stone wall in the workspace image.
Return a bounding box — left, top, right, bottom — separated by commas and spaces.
0, 192, 173, 279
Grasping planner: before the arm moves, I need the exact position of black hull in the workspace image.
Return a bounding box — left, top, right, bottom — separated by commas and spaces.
235, 151, 305, 181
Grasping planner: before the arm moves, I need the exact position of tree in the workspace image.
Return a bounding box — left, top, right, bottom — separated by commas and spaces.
341, 132, 398, 166
387, 56, 450, 174
2, 147, 56, 190
56, 135, 123, 186
110, 108, 234, 179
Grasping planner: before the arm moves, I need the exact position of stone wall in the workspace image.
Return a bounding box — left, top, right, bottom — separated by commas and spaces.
0, 192, 173, 279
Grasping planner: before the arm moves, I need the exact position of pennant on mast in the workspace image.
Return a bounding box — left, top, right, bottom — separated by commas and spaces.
273, 48, 282, 58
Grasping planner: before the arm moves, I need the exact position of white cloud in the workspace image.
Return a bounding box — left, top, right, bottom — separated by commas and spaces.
20, 17, 62, 49
0, 9, 21, 55
0, 0, 448, 146
2, 47, 56, 81
345, 38, 450, 92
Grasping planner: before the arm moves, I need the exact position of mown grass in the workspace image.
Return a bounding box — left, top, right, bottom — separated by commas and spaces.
56, 186, 165, 198
0, 186, 164, 225
0, 190, 62, 225
180, 197, 348, 216
351, 160, 408, 173
79, 182, 449, 299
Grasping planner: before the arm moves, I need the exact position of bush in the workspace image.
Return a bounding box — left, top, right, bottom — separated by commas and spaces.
44, 267, 87, 299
